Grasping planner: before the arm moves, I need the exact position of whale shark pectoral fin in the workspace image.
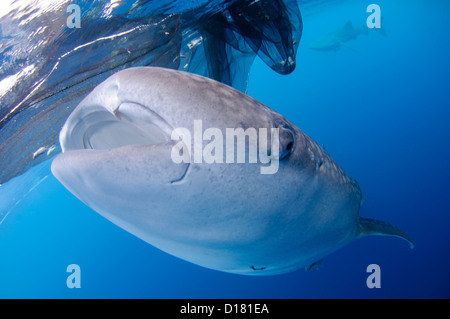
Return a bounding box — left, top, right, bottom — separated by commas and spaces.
344, 21, 354, 32
340, 43, 359, 52
358, 217, 414, 249
305, 259, 323, 271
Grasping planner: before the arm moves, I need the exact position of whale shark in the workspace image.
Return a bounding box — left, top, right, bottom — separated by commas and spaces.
51, 67, 413, 275
309, 20, 386, 52
0, 0, 302, 187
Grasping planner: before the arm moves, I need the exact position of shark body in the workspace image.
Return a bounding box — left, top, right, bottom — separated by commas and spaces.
51, 67, 412, 275
309, 21, 386, 52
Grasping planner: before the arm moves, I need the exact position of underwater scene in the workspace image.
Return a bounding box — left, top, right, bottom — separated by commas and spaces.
0, 0, 449, 299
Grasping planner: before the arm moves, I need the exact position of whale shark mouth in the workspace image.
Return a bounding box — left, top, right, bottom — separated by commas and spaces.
60, 102, 173, 152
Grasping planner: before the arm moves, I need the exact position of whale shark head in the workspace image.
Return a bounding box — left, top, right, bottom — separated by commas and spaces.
52, 67, 412, 275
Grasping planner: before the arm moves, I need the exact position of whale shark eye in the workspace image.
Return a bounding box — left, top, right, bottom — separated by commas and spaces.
274, 119, 295, 160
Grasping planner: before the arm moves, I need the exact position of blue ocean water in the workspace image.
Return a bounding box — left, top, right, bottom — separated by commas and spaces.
0, 0, 449, 298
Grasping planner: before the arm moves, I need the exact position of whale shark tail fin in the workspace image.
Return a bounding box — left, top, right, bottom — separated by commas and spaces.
358, 217, 414, 249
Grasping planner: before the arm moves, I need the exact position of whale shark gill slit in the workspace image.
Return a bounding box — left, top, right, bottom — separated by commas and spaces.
170, 163, 190, 184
